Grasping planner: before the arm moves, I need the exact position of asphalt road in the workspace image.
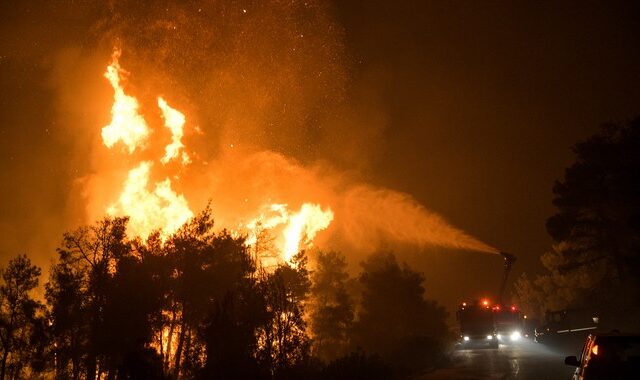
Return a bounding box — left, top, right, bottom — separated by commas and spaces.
419, 339, 578, 380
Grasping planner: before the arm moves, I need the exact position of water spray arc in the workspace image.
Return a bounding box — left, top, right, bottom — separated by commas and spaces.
87, 48, 500, 266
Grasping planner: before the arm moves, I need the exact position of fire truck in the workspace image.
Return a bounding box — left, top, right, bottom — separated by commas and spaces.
457, 299, 499, 348
492, 303, 524, 342
457, 252, 524, 347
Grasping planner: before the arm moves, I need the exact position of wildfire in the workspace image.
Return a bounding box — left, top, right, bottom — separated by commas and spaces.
246, 203, 334, 263
282, 204, 333, 261
101, 49, 149, 153
101, 51, 193, 239
158, 97, 190, 165
99, 48, 333, 261
106, 162, 193, 239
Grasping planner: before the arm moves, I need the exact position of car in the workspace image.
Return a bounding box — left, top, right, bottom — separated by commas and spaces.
564, 332, 640, 379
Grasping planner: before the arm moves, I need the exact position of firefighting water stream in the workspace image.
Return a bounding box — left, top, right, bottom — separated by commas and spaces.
90, 49, 498, 264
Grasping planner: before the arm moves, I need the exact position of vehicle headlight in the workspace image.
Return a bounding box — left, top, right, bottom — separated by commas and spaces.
463, 336, 470, 341
497, 334, 502, 340
510, 331, 521, 341
486, 335, 493, 340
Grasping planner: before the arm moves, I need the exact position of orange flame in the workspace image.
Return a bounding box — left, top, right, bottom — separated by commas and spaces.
101, 50, 193, 239
246, 203, 333, 263
101, 49, 150, 153
106, 162, 193, 239
158, 97, 190, 165
99, 49, 333, 260
282, 203, 333, 261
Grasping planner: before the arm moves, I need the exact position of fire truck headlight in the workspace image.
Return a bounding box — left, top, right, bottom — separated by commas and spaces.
486, 335, 493, 340
510, 331, 521, 341
463, 336, 470, 342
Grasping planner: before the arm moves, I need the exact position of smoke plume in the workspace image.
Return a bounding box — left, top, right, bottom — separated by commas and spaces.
50, 0, 498, 261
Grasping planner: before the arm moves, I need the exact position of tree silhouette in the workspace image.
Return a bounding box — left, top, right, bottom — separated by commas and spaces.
47, 216, 135, 379
351, 252, 449, 373
310, 251, 354, 361
515, 118, 640, 323
161, 207, 257, 378
6, 207, 452, 378
200, 281, 269, 380
46, 254, 87, 379
0, 255, 43, 380
256, 252, 312, 377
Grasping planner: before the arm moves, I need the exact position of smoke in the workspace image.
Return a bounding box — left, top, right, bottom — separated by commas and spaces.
47, 0, 498, 261
180, 149, 499, 256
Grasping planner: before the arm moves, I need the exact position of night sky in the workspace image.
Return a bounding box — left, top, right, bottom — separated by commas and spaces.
1, 0, 639, 311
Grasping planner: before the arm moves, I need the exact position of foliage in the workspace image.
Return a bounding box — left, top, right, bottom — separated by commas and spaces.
514, 118, 640, 323
351, 252, 450, 373
46, 216, 162, 379
5, 207, 451, 379
255, 252, 312, 376
0, 255, 44, 380
309, 251, 354, 361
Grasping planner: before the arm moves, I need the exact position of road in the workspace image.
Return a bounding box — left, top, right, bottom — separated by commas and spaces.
419, 339, 577, 380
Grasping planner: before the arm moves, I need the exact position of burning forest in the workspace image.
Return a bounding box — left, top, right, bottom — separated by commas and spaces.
98, 48, 336, 264
0, 2, 501, 377
92, 47, 495, 267
4, 0, 640, 379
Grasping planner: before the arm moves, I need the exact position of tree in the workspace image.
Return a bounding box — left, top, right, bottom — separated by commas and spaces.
515, 118, 640, 323
45, 255, 87, 379
309, 251, 354, 361
0, 255, 43, 380
160, 206, 257, 378
255, 252, 312, 377
200, 281, 269, 380
46, 216, 138, 379
512, 242, 611, 320
351, 252, 450, 373
47, 206, 291, 379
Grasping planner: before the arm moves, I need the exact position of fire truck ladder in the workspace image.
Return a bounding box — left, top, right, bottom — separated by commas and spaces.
498, 252, 516, 305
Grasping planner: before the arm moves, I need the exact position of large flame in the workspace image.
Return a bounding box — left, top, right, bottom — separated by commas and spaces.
101, 50, 149, 153
96, 48, 495, 265
106, 162, 193, 239
246, 203, 334, 263
158, 97, 190, 165
282, 203, 334, 261
101, 51, 194, 239
100, 49, 332, 262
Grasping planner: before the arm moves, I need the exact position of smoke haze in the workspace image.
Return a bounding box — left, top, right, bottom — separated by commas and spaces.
4, 0, 640, 314
32, 0, 497, 263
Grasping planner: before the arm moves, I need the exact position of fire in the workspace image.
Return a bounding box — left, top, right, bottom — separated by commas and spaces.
101, 51, 193, 239
282, 204, 333, 261
101, 50, 150, 153
158, 97, 190, 165
246, 203, 334, 263
99, 48, 333, 261
106, 162, 193, 239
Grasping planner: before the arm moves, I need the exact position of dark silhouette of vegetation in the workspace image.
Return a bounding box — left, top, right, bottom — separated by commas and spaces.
514, 118, 640, 327
0, 207, 451, 379
351, 252, 450, 374
309, 251, 354, 361
0, 255, 43, 380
